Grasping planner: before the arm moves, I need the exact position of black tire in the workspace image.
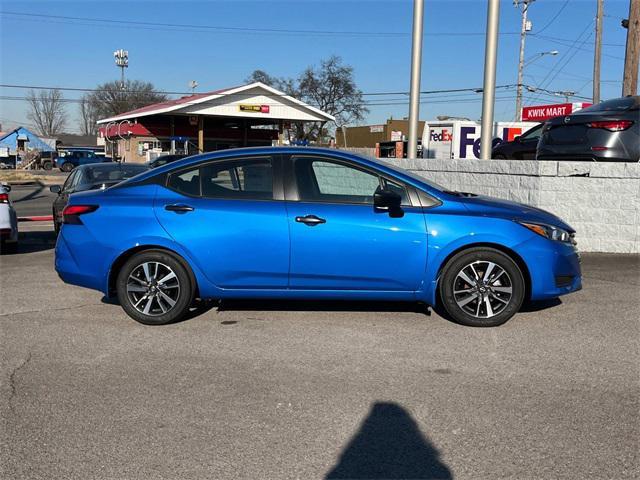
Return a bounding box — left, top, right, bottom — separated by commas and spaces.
492, 153, 507, 160
61, 162, 74, 172
42, 161, 53, 171
439, 247, 525, 327
116, 250, 194, 325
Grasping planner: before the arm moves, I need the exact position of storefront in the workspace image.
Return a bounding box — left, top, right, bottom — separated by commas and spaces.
97, 82, 334, 163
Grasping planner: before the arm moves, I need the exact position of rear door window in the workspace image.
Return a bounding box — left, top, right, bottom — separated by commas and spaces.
166, 157, 274, 200
167, 167, 201, 196
201, 158, 273, 200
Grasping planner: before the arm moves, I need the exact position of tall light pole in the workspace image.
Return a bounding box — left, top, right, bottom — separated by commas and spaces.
480, 0, 501, 160
114, 49, 129, 90
407, 0, 424, 159
515, 0, 534, 121
593, 0, 604, 103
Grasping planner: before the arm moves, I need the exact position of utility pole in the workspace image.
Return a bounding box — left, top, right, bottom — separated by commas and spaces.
407, 0, 424, 159
622, 0, 639, 96
593, 0, 604, 103
515, 0, 533, 121
480, 0, 501, 160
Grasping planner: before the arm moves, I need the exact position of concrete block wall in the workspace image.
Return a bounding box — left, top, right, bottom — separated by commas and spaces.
388, 159, 640, 254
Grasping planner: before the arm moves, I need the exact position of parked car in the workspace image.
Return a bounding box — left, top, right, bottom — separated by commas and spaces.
537, 96, 640, 162
0, 183, 18, 253
492, 123, 543, 160
50, 163, 149, 234
146, 154, 186, 169
55, 147, 582, 327
56, 148, 112, 172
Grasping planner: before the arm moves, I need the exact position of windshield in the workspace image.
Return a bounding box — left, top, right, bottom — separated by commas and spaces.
371, 157, 448, 191
582, 97, 639, 113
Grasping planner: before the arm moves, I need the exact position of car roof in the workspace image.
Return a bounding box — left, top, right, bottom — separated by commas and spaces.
121, 146, 446, 194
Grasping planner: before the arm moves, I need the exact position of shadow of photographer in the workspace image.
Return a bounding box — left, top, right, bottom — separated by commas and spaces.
326, 402, 452, 479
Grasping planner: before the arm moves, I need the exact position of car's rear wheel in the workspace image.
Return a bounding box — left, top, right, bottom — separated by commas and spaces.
42, 161, 53, 171
440, 247, 525, 327
116, 250, 194, 325
61, 162, 74, 172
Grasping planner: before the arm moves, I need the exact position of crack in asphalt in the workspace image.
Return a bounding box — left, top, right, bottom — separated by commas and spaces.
0, 302, 108, 318
8, 351, 32, 414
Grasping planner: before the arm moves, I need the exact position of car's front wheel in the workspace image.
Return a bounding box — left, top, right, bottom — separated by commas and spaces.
440, 247, 525, 327
116, 250, 194, 325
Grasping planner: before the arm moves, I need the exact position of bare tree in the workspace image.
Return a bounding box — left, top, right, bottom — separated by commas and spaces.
246, 56, 367, 142
87, 80, 168, 120
26, 89, 66, 137
78, 94, 99, 136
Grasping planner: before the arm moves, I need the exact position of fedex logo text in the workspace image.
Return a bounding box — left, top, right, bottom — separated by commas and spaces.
430, 129, 453, 142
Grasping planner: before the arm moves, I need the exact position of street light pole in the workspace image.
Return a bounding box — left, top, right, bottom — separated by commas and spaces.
114, 49, 129, 90
407, 0, 424, 159
480, 0, 501, 160
515, 0, 532, 121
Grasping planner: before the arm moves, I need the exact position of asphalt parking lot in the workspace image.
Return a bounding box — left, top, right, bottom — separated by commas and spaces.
1, 224, 639, 478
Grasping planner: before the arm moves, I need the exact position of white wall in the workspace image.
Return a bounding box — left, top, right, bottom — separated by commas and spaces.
387, 159, 640, 254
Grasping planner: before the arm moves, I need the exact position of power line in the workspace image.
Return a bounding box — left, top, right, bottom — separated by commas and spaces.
535, 0, 570, 34
0, 82, 521, 99
532, 33, 624, 47
526, 21, 594, 105
0, 11, 521, 38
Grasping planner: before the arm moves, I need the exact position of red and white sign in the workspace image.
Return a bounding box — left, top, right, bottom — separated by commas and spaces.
522, 102, 592, 122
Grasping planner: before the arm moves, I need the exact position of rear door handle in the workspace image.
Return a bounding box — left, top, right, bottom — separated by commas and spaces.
165, 204, 194, 213
295, 214, 326, 226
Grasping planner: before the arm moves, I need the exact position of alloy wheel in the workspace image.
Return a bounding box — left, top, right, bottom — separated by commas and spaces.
453, 261, 513, 318
126, 261, 181, 316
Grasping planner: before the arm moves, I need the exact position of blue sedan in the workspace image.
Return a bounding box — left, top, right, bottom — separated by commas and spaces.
55, 147, 581, 326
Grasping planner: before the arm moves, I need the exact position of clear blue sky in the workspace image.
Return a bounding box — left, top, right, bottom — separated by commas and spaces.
0, 0, 633, 133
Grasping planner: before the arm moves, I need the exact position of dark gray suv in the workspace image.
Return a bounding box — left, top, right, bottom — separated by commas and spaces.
537, 96, 639, 162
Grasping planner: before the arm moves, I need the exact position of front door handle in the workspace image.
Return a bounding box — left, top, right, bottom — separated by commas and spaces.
165, 204, 194, 213
295, 214, 326, 226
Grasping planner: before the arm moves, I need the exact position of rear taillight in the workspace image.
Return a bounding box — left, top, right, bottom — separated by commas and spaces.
587, 120, 633, 131
62, 205, 99, 224
0, 193, 8, 203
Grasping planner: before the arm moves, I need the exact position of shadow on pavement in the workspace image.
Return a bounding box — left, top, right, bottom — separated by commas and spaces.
12, 181, 45, 203
1, 230, 56, 255
217, 299, 430, 315
326, 402, 452, 479
521, 298, 562, 312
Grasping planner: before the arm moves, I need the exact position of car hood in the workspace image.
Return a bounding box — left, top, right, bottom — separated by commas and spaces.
457, 194, 574, 232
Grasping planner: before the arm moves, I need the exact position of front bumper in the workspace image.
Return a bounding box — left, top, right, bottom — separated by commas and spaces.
517, 234, 582, 301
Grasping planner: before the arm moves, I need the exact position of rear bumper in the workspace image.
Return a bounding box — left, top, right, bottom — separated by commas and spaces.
55, 230, 105, 291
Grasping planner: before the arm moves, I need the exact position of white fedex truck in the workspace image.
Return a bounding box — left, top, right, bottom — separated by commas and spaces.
422, 121, 537, 159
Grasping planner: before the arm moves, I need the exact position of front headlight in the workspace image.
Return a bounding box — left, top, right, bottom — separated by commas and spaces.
519, 222, 574, 244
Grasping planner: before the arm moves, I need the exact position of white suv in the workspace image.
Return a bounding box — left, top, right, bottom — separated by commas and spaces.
0, 184, 18, 253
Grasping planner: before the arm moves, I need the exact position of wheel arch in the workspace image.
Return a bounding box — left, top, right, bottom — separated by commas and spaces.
436, 242, 532, 302
107, 245, 199, 298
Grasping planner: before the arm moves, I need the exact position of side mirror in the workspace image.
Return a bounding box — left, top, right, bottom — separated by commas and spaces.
49, 185, 61, 194
374, 188, 402, 211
